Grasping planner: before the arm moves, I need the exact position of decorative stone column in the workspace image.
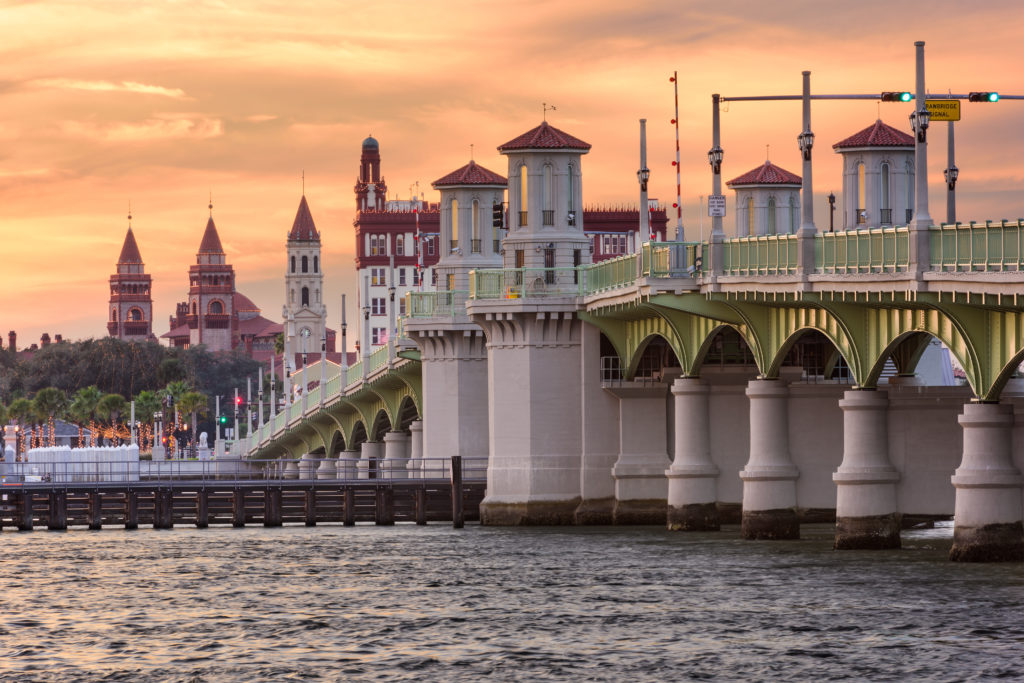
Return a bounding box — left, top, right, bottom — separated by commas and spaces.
316, 456, 336, 480
338, 448, 359, 480
359, 441, 382, 479
667, 378, 720, 531
406, 420, 423, 478
298, 452, 315, 479
833, 389, 900, 549
950, 402, 1024, 561
383, 431, 409, 480
608, 383, 671, 524
283, 458, 299, 479
740, 379, 799, 539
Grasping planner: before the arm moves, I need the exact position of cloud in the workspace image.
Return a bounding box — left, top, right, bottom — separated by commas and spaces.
59, 114, 224, 142
30, 78, 188, 99
244, 114, 278, 122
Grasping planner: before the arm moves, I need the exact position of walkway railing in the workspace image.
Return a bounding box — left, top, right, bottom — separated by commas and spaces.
368, 345, 389, 373
641, 241, 701, 278
930, 220, 1024, 271
581, 253, 637, 294
722, 234, 799, 275
470, 267, 582, 299
817, 226, 909, 273
406, 290, 469, 317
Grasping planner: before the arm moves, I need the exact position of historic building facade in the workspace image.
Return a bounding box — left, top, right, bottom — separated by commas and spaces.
107, 224, 155, 341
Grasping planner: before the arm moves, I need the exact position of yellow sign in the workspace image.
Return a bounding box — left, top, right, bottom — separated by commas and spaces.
926, 99, 961, 122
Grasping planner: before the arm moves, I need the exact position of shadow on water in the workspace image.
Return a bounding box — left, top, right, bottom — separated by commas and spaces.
0, 522, 1022, 682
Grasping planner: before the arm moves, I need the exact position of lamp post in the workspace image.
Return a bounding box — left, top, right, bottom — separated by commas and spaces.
638, 118, 650, 273
909, 40, 932, 272
708, 92, 725, 280
828, 192, 836, 232
944, 121, 958, 224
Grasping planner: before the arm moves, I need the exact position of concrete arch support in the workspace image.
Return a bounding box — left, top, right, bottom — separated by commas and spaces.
667, 378, 720, 530
950, 403, 1024, 562
833, 389, 900, 549
740, 379, 799, 539
383, 431, 409, 480
608, 383, 671, 525
407, 420, 423, 478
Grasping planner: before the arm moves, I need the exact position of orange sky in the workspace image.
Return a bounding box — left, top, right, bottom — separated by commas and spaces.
2, 0, 1023, 345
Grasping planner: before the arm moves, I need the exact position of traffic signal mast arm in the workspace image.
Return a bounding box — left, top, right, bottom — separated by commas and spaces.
718, 93, 1016, 102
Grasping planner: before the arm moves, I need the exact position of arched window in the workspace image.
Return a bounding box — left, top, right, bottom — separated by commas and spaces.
747, 197, 755, 236
542, 165, 553, 225
313, 256, 319, 272
767, 197, 777, 235
191, 301, 197, 315
789, 195, 798, 233
291, 256, 296, 273
301, 255, 308, 273
209, 300, 223, 315
471, 199, 480, 251
857, 162, 866, 225
880, 162, 891, 224
301, 287, 309, 306
396, 235, 404, 256
450, 199, 459, 252
519, 163, 528, 227
112, 308, 118, 322
905, 159, 915, 221
129, 308, 143, 322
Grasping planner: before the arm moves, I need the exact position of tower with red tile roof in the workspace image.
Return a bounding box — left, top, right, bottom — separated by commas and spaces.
726, 160, 803, 237
833, 120, 915, 230
107, 219, 154, 342
355, 136, 387, 212
284, 194, 327, 364
497, 120, 593, 272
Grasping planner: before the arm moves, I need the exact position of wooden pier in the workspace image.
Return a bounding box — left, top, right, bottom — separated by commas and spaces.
0, 476, 483, 532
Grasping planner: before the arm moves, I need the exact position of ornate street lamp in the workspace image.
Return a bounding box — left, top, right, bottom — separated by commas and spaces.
944, 164, 959, 191
828, 192, 836, 232
910, 108, 931, 143
707, 146, 723, 174
637, 165, 650, 192
798, 130, 815, 161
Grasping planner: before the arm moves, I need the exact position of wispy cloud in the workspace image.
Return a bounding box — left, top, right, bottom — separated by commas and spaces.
30, 78, 188, 99
59, 114, 223, 142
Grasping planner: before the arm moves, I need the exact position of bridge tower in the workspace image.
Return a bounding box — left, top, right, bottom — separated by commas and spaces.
283, 194, 326, 366
404, 160, 506, 475
832, 120, 915, 229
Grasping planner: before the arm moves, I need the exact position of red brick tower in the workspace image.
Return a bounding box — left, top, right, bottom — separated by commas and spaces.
107, 216, 154, 341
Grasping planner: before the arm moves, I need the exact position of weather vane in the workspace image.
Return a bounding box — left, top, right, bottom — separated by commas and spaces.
208, 190, 213, 216
543, 102, 556, 121
128, 200, 132, 227
470, 143, 474, 161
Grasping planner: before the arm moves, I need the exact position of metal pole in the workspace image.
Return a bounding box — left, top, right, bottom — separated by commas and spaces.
672, 71, 684, 242
799, 71, 816, 234
341, 293, 348, 389
947, 121, 956, 224
130, 400, 136, 445
283, 316, 292, 404
215, 395, 221, 442
246, 376, 252, 435
910, 40, 933, 271
638, 118, 649, 275
233, 387, 239, 445
711, 95, 723, 238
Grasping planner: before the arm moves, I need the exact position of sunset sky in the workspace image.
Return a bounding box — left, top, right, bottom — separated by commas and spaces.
2, 0, 1023, 345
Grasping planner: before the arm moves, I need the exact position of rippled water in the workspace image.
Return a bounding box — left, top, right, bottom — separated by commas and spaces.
1, 522, 1022, 681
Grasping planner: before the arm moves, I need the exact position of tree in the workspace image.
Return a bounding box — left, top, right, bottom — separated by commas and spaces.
68, 385, 102, 446
274, 332, 285, 356
177, 391, 209, 457
133, 390, 162, 451
96, 393, 128, 445
32, 387, 68, 447
7, 397, 33, 456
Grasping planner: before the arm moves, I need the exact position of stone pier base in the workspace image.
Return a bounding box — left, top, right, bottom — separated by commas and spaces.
481, 498, 580, 526
950, 522, 1024, 562
667, 502, 720, 531
573, 498, 614, 525
613, 499, 666, 526
741, 508, 799, 540
835, 513, 901, 550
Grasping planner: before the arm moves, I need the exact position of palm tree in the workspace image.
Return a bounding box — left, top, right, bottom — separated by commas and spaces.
274, 332, 285, 356
164, 380, 192, 455
0, 403, 7, 457
177, 391, 208, 458
69, 386, 102, 447
96, 393, 127, 445
7, 397, 33, 458
32, 387, 68, 447
133, 390, 161, 451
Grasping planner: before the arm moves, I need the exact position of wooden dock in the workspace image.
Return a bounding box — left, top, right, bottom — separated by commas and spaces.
0, 466, 483, 532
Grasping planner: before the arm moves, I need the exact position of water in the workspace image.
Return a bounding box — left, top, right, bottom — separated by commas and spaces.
1, 522, 1022, 681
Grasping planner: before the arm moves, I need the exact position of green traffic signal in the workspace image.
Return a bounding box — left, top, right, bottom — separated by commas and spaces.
881, 91, 912, 103
968, 92, 999, 103
218, 415, 228, 424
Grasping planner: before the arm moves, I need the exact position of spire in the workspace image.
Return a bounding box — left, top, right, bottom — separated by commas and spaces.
289, 195, 320, 241
198, 215, 224, 254
118, 226, 143, 264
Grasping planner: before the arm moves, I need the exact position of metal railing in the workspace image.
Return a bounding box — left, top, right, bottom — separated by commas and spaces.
816, 226, 909, 273
640, 241, 701, 277
542, 210, 555, 226
580, 253, 637, 294
469, 267, 582, 299
929, 220, 1024, 271
368, 344, 390, 373
406, 290, 469, 317
346, 360, 363, 386
722, 234, 799, 275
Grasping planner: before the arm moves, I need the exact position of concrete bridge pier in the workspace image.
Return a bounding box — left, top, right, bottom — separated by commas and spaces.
607, 383, 670, 524
338, 449, 359, 479
298, 453, 316, 480
575, 323, 618, 525
316, 455, 336, 479
667, 378, 720, 531
833, 389, 900, 549
383, 431, 409, 479
950, 402, 1024, 562
359, 441, 382, 479
406, 420, 423, 478
740, 379, 800, 539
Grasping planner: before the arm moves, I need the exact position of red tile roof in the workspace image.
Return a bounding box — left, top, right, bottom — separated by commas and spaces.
233, 292, 260, 314
833, 120, 914, 149
497, 121, 591, 152
237, 314, 280, 338
288, 195, 320, 241
432, 160, 507, 187
161, 323, 190, 339
118, 227, 143, 264
198, 217, 224, 253
726, 160, 802, 187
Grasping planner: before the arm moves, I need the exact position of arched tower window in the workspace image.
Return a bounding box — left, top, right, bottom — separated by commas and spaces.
789, 195, 797, 233
209, 300, 223, 315
567, 163, 576, 224
291, 256, 295, 273
129, 308, 143, 322
747, 196, 755, 236
519, 163, 528, 227
301, 255, 308, 273
880, 162, 891, 224
767, 197, 777, 235
857, 162, 866, 225
471, 199, 480, 251
313, 256, 319, 273
112, 308, 118, 322
450, 199, 459, 252
191, 301, 197, 315
302, 287, 309, 306
542, 165, 553, 225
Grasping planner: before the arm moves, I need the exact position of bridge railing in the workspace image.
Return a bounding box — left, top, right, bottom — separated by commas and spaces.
722, 234, 798, 275
641, 241, 701, 277
368, 345, 389, 373
406, 290, 470, 317
346, 360, 363, 387
272, 411, 286, 434
323, 373, 342, 400
287, 400, 303, 423
816, 226, 909, 273
469, 267, 582, 299
580, 253, 637, 294
930, 220, 1024, 271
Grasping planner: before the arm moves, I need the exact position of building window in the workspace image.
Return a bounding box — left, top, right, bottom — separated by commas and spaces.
450, 199, 459, 252
372, 327, 386, 345
291, 256, 296, 273
431, 270, 437, 286
857, 162, 866, 225
396, 234, 404, 256
399, 298, 406, 316
767, 197, 776, 235
209, 300, 223, 315
371, 268, 385, 286
399, 268, 406, 286
746, 196, 755, 236
471, 199, 480, 252
601, 234, 627, 255
191, 301, 197, 315
542, 164, 553, 225
519, 163, 528, 227
413, 269, 420, 286
313, 256, 319, 273
370, 234, 388, 256
301, 287, 309, 306
112, 308, 118, 322
426, 237, 435, 256
880, 162, 891, 224
302, 255, 308, 273
371, 297, 386, 315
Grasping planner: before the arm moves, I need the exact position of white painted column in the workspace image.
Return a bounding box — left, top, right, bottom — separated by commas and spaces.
950, 402, 1024, 561
667, 378, 720, 531
607, 384, 670, 524
316, 454, 336, 479
382, 430, 409, 480
358, 441, 382, 479
298, 452, 315, 479
740, 379, 799, 539
833, 389, 900, 549
576, 321, 619, 524
407, 420, 423, 478
338, 448, 359, 480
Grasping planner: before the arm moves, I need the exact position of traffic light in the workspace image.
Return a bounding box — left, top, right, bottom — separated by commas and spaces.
880, 92, 912, 102
492, 203, 504, 229
218, 414, 228, 425
968, 92, 999, 102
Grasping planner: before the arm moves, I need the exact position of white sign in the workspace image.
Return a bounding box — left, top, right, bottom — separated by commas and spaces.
708, 194, 726, 217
